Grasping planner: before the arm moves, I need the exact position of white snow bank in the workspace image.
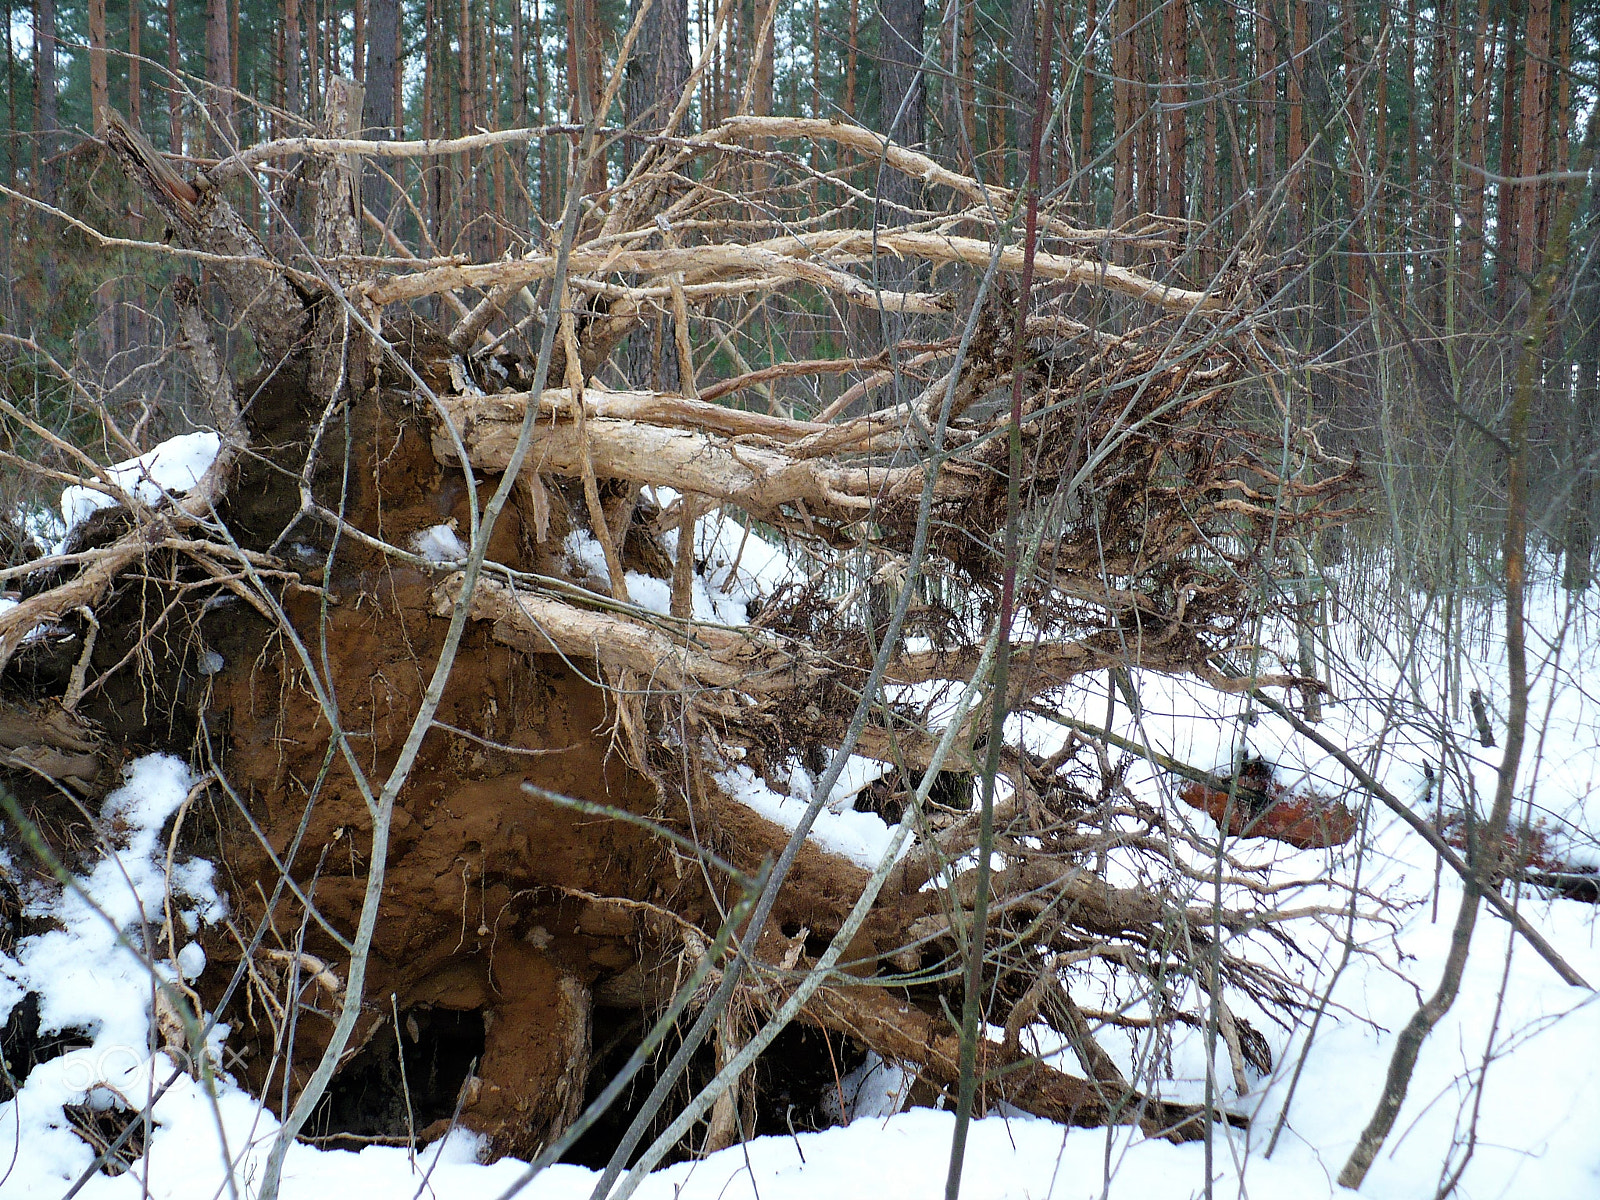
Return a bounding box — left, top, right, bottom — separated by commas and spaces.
0, 754, 230, 1196
1, 570, 1597, 1200
59, 431, 221, 533
1, 755, 222, 1048
563, 524, 752, 626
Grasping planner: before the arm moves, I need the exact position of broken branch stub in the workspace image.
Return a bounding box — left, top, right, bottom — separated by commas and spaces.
102, 110, 311, 359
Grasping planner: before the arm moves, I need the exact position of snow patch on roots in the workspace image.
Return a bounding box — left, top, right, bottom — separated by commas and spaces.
59, 432, 221, 536
714, 760, 902, 869
412, 522, 468, 564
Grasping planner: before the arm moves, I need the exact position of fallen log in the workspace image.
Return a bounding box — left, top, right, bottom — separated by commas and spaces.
430, 396, 959, 525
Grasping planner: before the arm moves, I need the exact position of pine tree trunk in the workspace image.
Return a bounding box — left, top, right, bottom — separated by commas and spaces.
1372, 10, 1387, 267
1517, 0, 1549, 281
878, 0, 926, 211
90, 0, 109, 135
622, 0, 691, 386
1286, 0, 1305, 226
128, 0, 142, 126
1079, 0, 1096, 212
845, 0, 858, 120
285, 0, 302, 118
1567, 260, 1599, 591
1494, 1, 1520, 309
4, 7, 15, 185
1112, 0, 1133, 233
34, 0, 59, 198
1461, 0, 1496, 305
1134, 8, 1156, 218
1427, 0, 1457, 324
1222, 2, 1245, 239
1161, 0, 1187, 225
166, 0, 182, 150
534, 0, 549, 220
1199, 0, 1218, 278
363, 0, 400, 136
955, 0, 974, 168
1341, 4, 1366, 314
1010, 0, 1037, 181
307, 0, 319, 116
1403, 0, 1418, 308
1254, 0, 1277, 212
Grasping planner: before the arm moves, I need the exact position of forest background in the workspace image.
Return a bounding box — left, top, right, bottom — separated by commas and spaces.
1, 0, 1597, 596
1, 0, 1599, 1193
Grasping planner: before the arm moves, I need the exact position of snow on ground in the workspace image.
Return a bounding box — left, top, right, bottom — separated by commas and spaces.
3, 552, 1599, 1199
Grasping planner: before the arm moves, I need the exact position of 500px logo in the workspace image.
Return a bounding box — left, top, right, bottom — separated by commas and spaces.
47, 1045, 194, 1092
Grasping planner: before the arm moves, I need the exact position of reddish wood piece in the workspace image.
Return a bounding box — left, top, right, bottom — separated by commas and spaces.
1178, 771, 1358, 849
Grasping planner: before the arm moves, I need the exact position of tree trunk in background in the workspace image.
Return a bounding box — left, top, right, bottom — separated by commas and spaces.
90, 0, 109, 135
128, 0, 142, 127
1341, 4, 1367, 315
285, 0, 302, 118
624, 0, 690, 146
1461, 0, 1496, 307
1494, 1, 1520, 309
1371, 11, 1386, 273
206, 0, 234, 151
1517, 0, 1549, 284
572, 0, 606, 195
230, 0, 240, 121
751, 0, 777, 196
1402, 0, 1417, 307
1160, 0, 1186, 227
361, 0, 401, 227
1112, 0, 1133, 235
1545, 0, 1572, 254
1567, 249, 1599, 591
1222, 2, 1245, 240
1286, 0, 1305, 227
1198, 0, 1219, 276
1254, 0, 1277, 216
957, 0, 976, 163
533, 0, 549, 219
166, 0, 182, 150
1010, 0, 1036, 183
1134, 6, 1155, 217
33, 0, 59, 199
845, 0, 858, 120
363, 0, 400, 136
878, 0, 927, 195
623, 0, 692, 389
1427, 0, 1456, 324
1079, 0, 1096, 213
5, 5, 16, 185
874, 0, 928, 407
1301, 0, 1335, 381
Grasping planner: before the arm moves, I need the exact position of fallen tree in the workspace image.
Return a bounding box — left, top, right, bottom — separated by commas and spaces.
0, 80, 1367, 1192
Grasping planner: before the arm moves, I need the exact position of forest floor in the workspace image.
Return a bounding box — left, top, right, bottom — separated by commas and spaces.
2, 493, 1598, 1199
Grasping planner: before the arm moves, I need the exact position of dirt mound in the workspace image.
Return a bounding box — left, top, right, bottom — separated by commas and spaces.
190, 373, 682, 1154
184, 370, 871, 1158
